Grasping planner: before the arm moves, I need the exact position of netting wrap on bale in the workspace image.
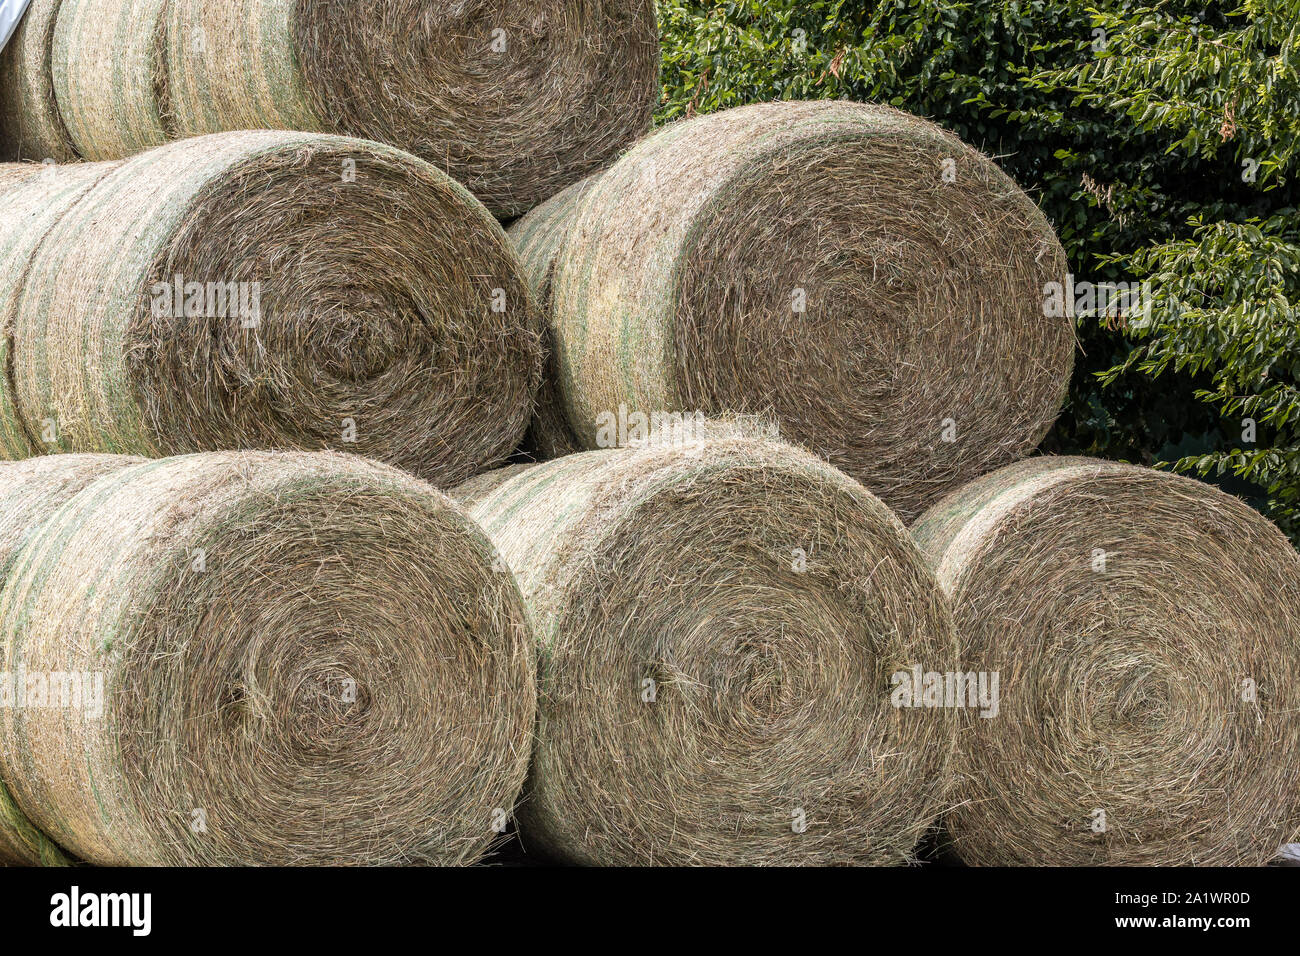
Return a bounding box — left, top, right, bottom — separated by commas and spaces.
455, 426, 958, 865
7, 0, 661, 216
0, 0, 79, 162
51, 0, 172, 159
541, 100, 1075, 521
0, 450, 536, 866
507, 176, 596, 459
0, 160, 117, 460
0, 131, 541, 485
0, 454, 142, 866
911, 456, 1300, 866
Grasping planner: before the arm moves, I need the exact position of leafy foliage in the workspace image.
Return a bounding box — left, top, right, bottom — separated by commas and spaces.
1033, 0, 1300, 533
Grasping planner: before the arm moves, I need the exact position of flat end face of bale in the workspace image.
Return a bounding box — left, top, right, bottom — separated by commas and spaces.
0, 450, 537, 866
293, 0, 661, 217
913, 456, 1300, 866
472, 436, 958, 865
12, 131, 542, 485
554, 100, 1074, 521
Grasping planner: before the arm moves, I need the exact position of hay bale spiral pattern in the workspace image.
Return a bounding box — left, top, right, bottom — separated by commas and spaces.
911, 456, 1300, 866
0, 131, 541, 485
456, 430, 957, 865
0, 450, 536, 866
544, 100, 1074, 521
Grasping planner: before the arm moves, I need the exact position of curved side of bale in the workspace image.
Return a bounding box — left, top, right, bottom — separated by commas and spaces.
51, 0, 171, 159
162, 0, 321, 140
456, 433, 957, 865
290, 0, 661, 217
0, 450, 537, 866
0, 785, 65, 865
510, 177, 599, 305
507, 176, 597, 459
552, 100, 1074, 521
908, 454, 1080, 571
911, 456, 1300, 866
0, 0, 80, 162
7, 131, 541, 485
0, 161, 119, 460
0, 454, 141, 866
452, 462, 537, 510
0, 168, 42, 190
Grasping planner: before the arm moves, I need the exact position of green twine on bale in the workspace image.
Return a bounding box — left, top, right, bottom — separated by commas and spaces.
0, 0, 80, 162
507, 175, 597, 460
0, 161, 119, 460
0, 453, 143, 867
50, 0, 172, 159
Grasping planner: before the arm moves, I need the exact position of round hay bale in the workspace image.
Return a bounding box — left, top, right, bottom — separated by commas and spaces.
454, 429, 957, 865
155, 0, 661, 217
51, 0, 172, 159
0, 449, 536, 866
2, 131, 541, 486
548, 100, 1075, 521
0, 0, 80, 162
507, 176, 597, 459
0, 160, 117, 460
911, 456, 1300, 866
0, 454, 141, 866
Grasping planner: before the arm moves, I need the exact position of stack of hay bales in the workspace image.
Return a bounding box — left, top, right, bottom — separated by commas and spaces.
496, 100, 1300, 866
0, 130, 541, 486
912, 457, 1300, 866
455, 422, 959, 865
0, 450, 536, 866
1, 0, 1295, 868
508, 100, 1076, 521
0, 0, 661, 216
